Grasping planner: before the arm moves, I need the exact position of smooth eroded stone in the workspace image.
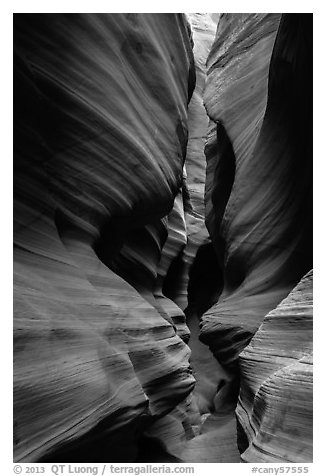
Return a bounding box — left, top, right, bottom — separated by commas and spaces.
201, 14, 312, 366
14, 13, 196, 462
237, 271, 313, 462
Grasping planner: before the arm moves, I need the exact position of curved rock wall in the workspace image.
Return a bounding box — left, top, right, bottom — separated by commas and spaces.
136, 14, 226, 462
201, 13, 313, 463
14, 13, 196, 462
237, 271, 313, 462
160, 14, 220, 316
202, 13, 313, 367
182, 15, 223, 414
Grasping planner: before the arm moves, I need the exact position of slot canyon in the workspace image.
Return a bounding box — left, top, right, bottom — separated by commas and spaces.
13, 13, 313, 463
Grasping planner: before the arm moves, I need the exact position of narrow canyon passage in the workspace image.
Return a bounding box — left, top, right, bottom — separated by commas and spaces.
13, 13, 312, 464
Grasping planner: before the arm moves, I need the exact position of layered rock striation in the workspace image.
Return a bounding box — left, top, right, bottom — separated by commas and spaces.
202, 13, 312, 367
14, 13, 197, 462
200, 13, 313, 463
135, 14, 228, 462
237, 271, 313, 462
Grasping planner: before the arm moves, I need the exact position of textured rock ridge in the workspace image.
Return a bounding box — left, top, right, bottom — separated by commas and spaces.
160, 14, 220, 317
14, 13, 196, 462
169, 14, 240, 463
237, 271, 313, 462
134, 14, 229, 462
201, 13, 313, 367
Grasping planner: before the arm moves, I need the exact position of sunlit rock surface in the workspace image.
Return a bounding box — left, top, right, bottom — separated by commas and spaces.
14, 13, 196, 462
201, 13, 313, 367
237, 271, 313, 462
168, 14, 241, 463
181, 12, 230, 426
161, 14, 219, 315
139, 14, 231, 462
185, 13, 219, 216
182, 14, 223, 413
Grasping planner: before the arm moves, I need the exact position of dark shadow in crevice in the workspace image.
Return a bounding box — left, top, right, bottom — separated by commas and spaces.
161, 248, 186, 304
136, 436, 183, 463
210, 120, 236, 279
38, 409, 150, 463
236, 418, 250, 455
185, 241, 223, 318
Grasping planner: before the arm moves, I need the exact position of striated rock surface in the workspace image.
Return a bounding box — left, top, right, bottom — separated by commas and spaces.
165, 14, 241, 463
138, 14, 229, 462
237, 271, 313, 462
201, 13, 313, 367
182, 14, 223, 414
198, 13, 313, 463
14, 13, 196, 462
161, 14, 220, 316
185, 13, 219, 217
14, 11, 313, 464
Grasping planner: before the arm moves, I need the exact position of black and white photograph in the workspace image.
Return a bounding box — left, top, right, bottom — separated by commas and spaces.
12, 3, 314, 470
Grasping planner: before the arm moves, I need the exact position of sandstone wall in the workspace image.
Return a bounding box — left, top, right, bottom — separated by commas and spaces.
237, 271, 313, 462
14, 13, 197, 462
202, 13, 313, 463
202, 13, 312, 367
